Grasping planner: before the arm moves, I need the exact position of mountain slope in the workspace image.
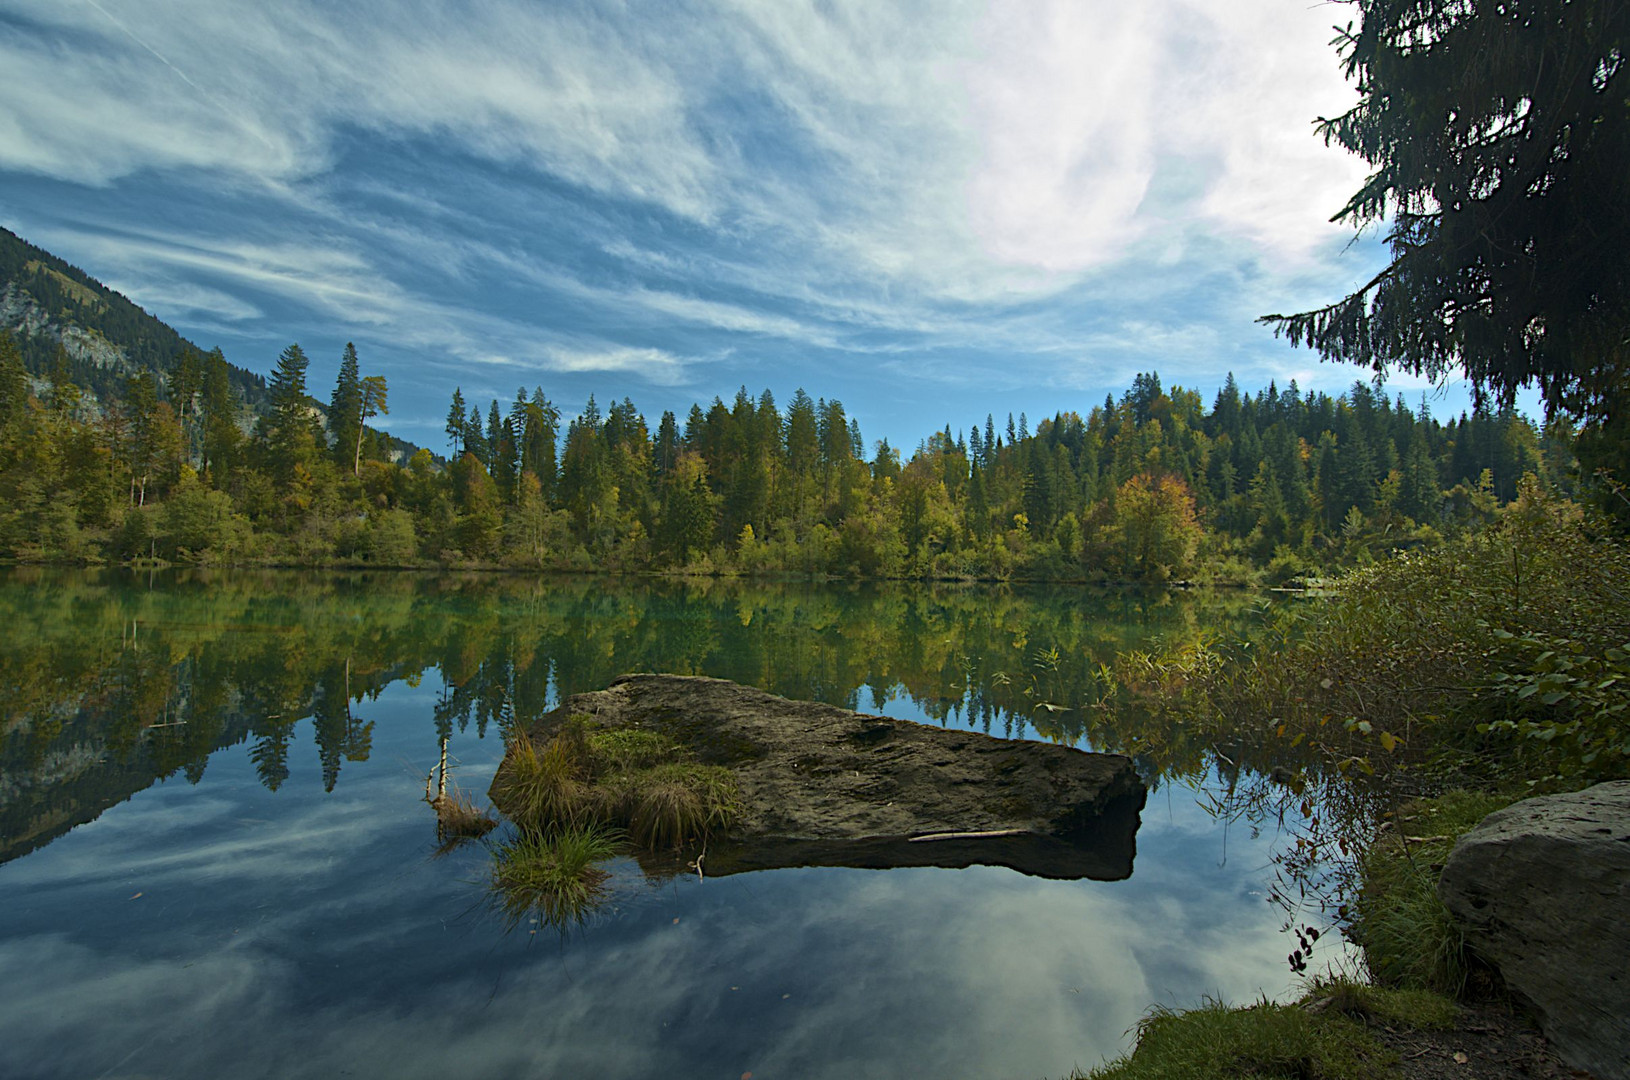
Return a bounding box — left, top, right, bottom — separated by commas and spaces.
0, 227, 421, 462
0, 226, 269, 411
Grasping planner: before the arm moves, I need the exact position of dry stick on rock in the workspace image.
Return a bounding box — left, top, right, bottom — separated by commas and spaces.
909, 828, 1030, 843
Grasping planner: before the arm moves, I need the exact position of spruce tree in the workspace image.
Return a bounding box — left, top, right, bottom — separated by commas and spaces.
445, 388, 467, 457
1262, 0, 1630, 423
329, 343, 363, 472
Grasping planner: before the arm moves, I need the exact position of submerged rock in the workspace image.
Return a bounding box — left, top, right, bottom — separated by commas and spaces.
1438, 780, 1630, 1080
495, 673, 1146, 881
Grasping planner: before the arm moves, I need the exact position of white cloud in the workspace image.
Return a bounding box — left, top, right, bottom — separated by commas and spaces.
55, 227, 408, 325
547, 345, 693, 386
0, 0, 1369, 300
0, 1, 713, 211
0, 0, 1393, 423
103, 279, 263, 322
960, 4, 1161, 273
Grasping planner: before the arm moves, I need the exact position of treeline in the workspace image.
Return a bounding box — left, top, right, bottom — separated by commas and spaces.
0, 329, 1570, 580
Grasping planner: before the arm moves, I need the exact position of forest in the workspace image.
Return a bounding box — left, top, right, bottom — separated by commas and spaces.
0, 327, 1573, 583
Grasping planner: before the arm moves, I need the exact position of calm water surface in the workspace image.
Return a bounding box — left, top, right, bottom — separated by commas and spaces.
0, 570, 1354, 1079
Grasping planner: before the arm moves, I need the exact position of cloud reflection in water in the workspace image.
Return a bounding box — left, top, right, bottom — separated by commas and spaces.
0, 677, 1350, 1079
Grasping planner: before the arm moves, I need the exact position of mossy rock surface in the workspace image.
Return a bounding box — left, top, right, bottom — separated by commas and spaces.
491, 673, 1146, 880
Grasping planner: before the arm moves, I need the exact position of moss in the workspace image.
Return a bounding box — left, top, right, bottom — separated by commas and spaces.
647, 707, 765, 765
584, 727, 678, 773
1353, 791, 1514, 995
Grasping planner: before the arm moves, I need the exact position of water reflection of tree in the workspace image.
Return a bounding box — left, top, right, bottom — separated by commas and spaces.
3, 569, 1273, 861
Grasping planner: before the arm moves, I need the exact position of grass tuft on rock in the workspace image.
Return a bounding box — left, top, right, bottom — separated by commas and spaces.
492, 720, 740, 850
490, 728, 590, 830
619, 762, 740, 848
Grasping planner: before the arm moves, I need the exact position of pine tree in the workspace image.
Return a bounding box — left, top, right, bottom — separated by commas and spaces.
265, 343, 319, 483
200, 349, 240, 482
521, 388, 560, 502
465, 405, 487, 466
329, 343, 363, 473
445, 388, 467, 457
355, 375, 388, 477
1262, 0, 1630, 423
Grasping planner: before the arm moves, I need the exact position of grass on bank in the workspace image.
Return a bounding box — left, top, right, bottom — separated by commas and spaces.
1077, 981, 1455, 1080
1352, 791, 1513, 995
1075, 789, 1492, 1079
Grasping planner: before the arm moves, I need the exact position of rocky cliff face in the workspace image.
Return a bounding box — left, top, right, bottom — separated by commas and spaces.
2, 283, 133, 375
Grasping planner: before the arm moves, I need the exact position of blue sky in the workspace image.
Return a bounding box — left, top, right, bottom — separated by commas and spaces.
0, 0, 1520, 452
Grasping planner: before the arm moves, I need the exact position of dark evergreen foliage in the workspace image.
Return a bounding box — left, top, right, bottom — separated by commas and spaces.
1261, 0, 1630, 424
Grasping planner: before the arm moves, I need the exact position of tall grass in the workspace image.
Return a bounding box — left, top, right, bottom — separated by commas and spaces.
492, 721, 740, 850
430, 787, 497, 845
491, 729, 589, 831
1352, 791, 1513, 995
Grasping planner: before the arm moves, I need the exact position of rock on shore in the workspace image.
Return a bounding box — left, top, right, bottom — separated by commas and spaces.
1438, 780, 1630, 1080
497, 673, 1146, 881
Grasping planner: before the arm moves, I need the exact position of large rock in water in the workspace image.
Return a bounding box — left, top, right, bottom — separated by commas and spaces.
1438, 780, 1630, 1080
503, 674, 1146, 881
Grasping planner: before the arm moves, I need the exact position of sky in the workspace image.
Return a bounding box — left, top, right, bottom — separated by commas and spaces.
0, 0, 1523, 454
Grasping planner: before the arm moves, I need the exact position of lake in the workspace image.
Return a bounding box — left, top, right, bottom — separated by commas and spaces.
0, 569, 1355, 1079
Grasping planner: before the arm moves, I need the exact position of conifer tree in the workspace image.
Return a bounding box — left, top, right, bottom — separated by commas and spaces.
329, 343, 363, 473
445, 388, 467, 457
265, 343, 319, 484
355, 375, 388, 477
1262, 0, 1630, 425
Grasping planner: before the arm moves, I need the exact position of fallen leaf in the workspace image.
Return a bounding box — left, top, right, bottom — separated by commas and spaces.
1454, 1052, 1469, 1065
741, 1073, 752, 1079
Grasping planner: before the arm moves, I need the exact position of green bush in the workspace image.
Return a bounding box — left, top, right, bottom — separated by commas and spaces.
364, 508, 418, 565
1112, 480, 1630, 787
